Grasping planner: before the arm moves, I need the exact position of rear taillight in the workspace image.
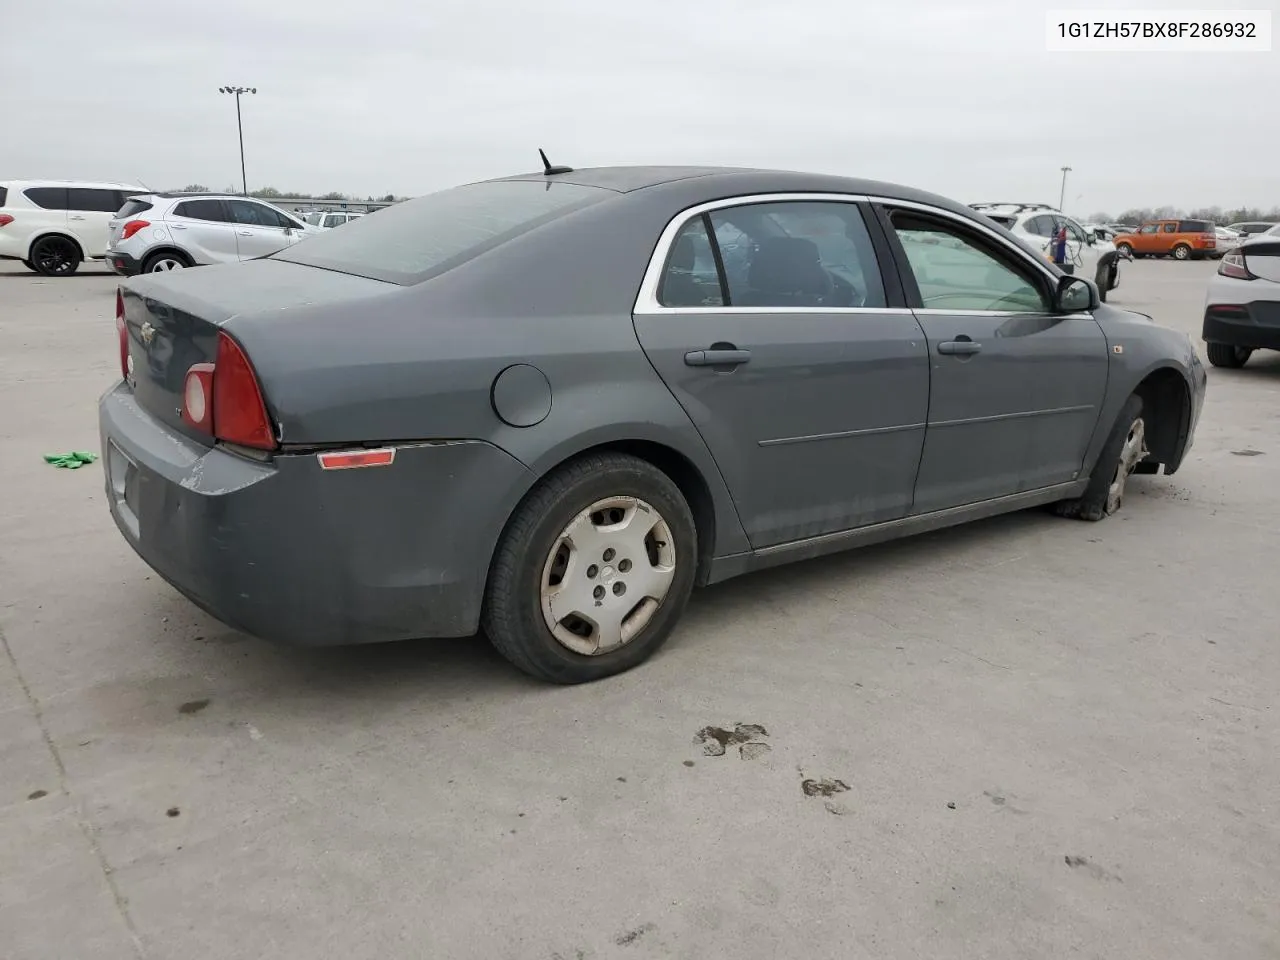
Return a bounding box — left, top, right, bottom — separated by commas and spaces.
1218, 251, 1255, 280
121, 220, 150, 240
179, 332, 277, 451
0, 214, 13, 228
115, 289, 129, 380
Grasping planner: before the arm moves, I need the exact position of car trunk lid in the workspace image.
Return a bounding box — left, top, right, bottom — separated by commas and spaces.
119, 259, 395, 444
1243, 241, 1280, 284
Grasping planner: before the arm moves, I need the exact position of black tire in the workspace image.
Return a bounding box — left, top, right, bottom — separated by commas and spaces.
1053, 394, 1146, 522
29, 235, 82, 277
1206, 342, 1252, 369
141, 250, 192, 274
1116, 242, 1133, 258
1095, 265, 1110, 302
482, 452, 698, 684
1172, 243, 1191, 261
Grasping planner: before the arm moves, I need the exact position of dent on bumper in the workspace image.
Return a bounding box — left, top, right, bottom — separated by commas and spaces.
99, 384, 534, 646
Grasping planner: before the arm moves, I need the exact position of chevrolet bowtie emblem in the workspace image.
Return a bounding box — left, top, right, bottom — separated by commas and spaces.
139, 321, 156, 346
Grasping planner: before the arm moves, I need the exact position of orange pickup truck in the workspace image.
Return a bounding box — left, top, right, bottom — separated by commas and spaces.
1113, 219, 1218, 261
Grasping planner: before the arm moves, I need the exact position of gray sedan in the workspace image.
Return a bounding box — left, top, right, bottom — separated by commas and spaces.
100, 164, 1207, 683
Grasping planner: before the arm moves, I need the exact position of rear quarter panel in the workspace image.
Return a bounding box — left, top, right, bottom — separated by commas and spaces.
227, 190, 754, 561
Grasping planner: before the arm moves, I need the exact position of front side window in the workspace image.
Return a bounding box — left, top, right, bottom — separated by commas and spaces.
227, 199, 279, 228
890, 211, 1049, 313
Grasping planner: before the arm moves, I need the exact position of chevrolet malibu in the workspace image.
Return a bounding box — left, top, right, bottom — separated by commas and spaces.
101, 164, 1207, 684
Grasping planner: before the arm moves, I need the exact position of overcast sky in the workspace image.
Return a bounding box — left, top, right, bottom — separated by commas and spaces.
5, 0, 1276, 215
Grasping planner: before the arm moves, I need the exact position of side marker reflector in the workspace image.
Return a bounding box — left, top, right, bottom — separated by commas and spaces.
317, 448, 396, 470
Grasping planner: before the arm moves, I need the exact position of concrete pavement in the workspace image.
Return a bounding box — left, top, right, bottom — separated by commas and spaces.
2, 257, 1278, 959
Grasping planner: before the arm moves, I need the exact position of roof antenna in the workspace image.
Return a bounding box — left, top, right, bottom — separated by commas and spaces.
539, 148, 574, 176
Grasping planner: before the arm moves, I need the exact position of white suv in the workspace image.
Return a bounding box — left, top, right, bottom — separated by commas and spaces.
105, 193, 317, 276
0, 179, 146, 276
970, 202, 1125, 300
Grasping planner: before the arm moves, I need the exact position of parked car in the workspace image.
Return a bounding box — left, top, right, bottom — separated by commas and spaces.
104, 193, 318, 275
1224, 221, 1277, 238
969, 202, 1124, 300
1113, 219, 1218, 260
1202, 235, 1280, 368
0, 179, 146, 276
101, 164, 1206, 683
303, 210, 365, 228
1214, 225, 1243, 255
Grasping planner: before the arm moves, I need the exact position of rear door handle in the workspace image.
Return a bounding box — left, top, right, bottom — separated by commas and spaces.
238, 230, 254, 237
685, 348, 751, 367
938, 340, 982, 356
170, 224, 187, 230
69, 215, 86, 221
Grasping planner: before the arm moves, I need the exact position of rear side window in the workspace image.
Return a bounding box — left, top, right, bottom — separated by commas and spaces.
173, 199, 228, 222
117, 199, 153, 218
24, 187, 69, 210
272, 179, 611, 285
67, 188, 126, 213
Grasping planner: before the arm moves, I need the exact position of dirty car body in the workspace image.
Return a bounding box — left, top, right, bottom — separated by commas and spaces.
100, 165, 1206, 681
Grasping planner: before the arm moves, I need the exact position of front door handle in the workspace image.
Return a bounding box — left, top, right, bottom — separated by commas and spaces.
938, 339, 982, 356
69, 215, 87, 221
685, 348, 751, 367
238, 230, 254, 237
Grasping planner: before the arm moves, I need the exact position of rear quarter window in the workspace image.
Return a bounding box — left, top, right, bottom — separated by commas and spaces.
117, 199, 154, 218
24, 187, 69, 210
1180, 220, 1214, 233
272, 179, 612, 285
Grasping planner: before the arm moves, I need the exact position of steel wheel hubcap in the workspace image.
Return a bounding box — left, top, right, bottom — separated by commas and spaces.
1107, 417, 1147, 513
540, 496, 676, 656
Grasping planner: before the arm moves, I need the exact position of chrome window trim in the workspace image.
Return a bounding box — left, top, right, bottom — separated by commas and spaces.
634, 191, 1077, 318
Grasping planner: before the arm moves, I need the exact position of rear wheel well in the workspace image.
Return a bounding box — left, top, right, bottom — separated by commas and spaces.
1132, 368, 1190, 474
141, 247, 193, 269
28, 232, 85, 261
521, 440, 717, 587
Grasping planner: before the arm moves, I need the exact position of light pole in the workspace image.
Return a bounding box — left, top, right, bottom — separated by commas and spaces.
218, 86, 257, 195
1058, 165, 1072, 211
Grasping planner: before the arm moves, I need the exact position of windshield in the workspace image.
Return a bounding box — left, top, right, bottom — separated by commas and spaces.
273, 179, 612, 284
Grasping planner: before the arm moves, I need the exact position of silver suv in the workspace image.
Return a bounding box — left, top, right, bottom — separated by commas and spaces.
105, 193, 317, 275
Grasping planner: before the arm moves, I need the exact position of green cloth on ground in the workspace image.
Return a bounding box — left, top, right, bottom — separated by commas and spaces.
44, 451, 98, 469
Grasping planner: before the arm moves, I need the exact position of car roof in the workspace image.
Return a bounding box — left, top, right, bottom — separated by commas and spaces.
494, 165, 984, 219
0, 178, 145, 190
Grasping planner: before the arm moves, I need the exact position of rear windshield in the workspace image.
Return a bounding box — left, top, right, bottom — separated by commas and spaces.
271, 179, 612, 284
117, 199, 153, 218
1179, 220, 1214, 233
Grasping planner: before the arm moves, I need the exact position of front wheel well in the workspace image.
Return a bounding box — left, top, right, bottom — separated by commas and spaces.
1132, 368, 1191, 474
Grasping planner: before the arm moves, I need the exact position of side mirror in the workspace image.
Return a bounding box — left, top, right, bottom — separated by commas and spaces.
1056, 274, 1099, 313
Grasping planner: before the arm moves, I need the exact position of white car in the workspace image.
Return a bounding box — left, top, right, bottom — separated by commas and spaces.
1214, 226, 1243, 256
1201, 236, 1280, 368
104, 193, 318, 275
970, 202, 1124, 300
0, 179, 146, 276
303, 210, 365, 228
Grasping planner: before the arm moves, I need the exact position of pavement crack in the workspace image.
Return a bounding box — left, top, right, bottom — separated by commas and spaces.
0, 623, 148, 959
932, 637, 1011, 670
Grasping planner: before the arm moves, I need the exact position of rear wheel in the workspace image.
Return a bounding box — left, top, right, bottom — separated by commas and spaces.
1206, 342, 1252, 369
142, 250, 191, 273
1053, 394, 1147, 522
482, 452, 697, 684
29, 235, 81, 277
1172, 243, 1191, 261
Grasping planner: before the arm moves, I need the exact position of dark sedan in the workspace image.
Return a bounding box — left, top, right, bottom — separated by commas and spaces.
101, 163, 1207, 683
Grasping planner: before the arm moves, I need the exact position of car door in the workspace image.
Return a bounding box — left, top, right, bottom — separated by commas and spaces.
65, 187, 128, 258
632, 196, 931, 549
876, 202, 1109, 514
21, 186, 69, 243
1133, 223, 1160, 255
166, 199, 239, 264
226, 199, 297, 259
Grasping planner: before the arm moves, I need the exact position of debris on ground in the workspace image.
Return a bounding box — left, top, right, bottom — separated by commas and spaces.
43, 451, 98, 469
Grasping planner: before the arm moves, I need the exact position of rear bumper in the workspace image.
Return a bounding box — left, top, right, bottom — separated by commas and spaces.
99, 383, 535, 647
1203, 303, 1280, 351
106, 251, 142, 276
